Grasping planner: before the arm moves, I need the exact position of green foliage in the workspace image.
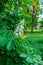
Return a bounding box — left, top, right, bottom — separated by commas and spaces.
40, 19, 43, 29
0, 0, 43, 65
0, 0, 39, 31
0, 30, 43, 65
0, 0, 22, 30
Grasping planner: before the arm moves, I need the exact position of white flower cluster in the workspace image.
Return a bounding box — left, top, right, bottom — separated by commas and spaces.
14, 19, 25, 36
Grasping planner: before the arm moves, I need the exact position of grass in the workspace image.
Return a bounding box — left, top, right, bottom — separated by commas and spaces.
23, 31, 43, 38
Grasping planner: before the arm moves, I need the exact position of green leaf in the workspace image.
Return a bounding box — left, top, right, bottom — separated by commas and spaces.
26, 57, 33, 63
6, 40, 13, 51
20, 53, 27, 57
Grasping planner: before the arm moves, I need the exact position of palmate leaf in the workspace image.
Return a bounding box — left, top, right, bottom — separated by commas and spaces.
0, 30, 13, 47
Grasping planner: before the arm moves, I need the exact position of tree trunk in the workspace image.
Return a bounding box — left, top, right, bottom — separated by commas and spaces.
31, 6, 35, 33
